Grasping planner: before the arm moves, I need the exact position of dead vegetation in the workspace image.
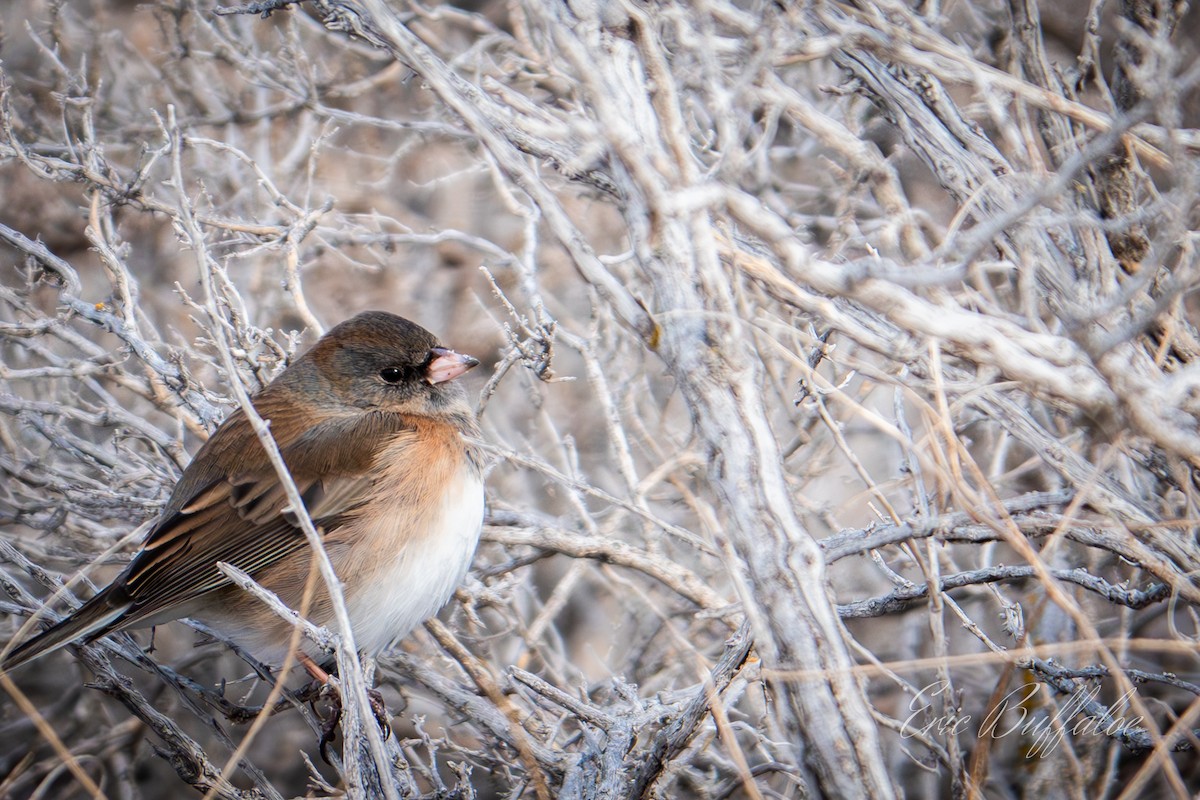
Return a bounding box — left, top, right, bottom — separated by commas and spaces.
1, 0, 1199, 798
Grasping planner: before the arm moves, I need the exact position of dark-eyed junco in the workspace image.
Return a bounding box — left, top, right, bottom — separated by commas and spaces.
1, 312, 484, 688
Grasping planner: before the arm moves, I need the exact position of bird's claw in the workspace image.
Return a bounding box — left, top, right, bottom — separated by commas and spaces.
368, 687, 391, 739
315, 682, 341, 763
312, 682, 392, 763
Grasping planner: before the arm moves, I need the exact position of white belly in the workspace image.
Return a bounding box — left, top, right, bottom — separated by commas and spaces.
343, 467, 485, 655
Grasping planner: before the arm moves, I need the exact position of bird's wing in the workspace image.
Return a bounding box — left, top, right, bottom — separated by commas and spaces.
110, 411, 417, 626
0, 407, 417, 671
112, 478, 323, 624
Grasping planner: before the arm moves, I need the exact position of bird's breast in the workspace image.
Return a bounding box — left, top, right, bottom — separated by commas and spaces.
336, 435, 485, 656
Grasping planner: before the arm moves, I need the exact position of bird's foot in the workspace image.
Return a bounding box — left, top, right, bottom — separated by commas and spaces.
312, 682, 392, 763
297, 653, 391, 761
316, 682, 340, 763
368, 687, 391, 738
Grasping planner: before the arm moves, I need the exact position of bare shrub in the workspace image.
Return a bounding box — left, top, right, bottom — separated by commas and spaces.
1, 0, 1199, 798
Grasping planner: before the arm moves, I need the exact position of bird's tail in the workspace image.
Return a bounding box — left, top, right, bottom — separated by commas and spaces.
1, 593, 130, 672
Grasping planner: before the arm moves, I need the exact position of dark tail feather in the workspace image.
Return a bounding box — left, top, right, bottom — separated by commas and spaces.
1, 594, 130, 672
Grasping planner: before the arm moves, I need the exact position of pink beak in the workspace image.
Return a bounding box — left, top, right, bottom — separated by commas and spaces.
426, 347, 480, 384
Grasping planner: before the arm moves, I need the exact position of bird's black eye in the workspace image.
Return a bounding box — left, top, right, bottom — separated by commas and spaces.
379, 367, 404, 384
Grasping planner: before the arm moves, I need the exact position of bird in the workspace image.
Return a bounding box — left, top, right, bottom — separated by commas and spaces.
1, 311, 485, 702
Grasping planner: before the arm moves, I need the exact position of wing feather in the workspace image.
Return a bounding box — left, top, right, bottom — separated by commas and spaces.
109, 409, 415, 628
